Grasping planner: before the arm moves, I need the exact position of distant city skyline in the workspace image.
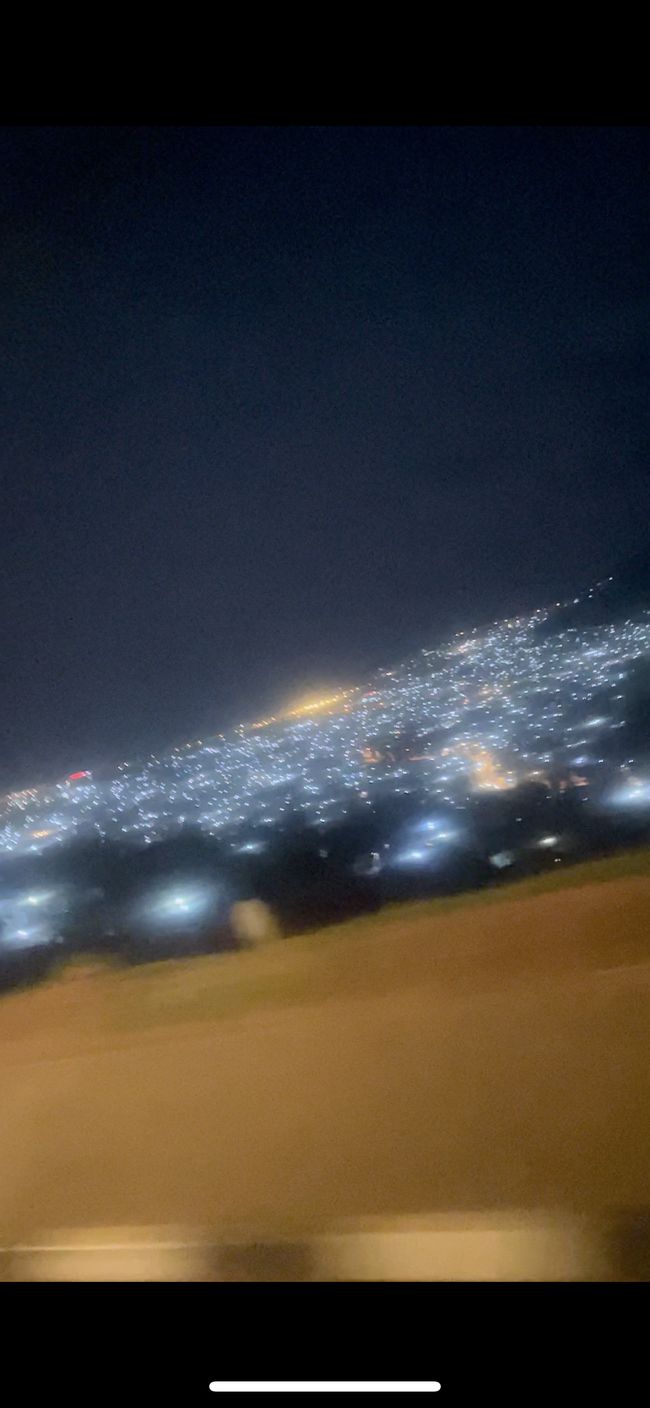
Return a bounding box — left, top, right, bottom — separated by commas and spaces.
2, 561, 649, 859
0, 554, 632, 794
0, 543, 641, 799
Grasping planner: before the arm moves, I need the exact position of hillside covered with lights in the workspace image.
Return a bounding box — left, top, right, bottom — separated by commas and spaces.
3, 564, 650, 860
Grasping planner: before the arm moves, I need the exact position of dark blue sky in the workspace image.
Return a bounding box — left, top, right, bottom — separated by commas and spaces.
0, 126, 647, 787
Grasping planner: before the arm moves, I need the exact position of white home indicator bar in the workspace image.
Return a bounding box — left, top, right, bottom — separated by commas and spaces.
209, 1385, 441, 1394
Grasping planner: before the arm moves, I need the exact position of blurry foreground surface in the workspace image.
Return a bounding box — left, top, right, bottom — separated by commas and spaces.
3, 1211, 650, 1281
1, 872, 650, 1278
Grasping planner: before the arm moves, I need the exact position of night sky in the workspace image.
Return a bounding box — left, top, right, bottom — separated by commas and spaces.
1, 126, 647, 788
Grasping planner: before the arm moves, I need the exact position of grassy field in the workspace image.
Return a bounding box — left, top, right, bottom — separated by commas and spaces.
1, 842, 650, 1048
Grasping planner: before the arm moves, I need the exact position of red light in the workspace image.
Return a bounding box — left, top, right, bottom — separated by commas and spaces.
68, 771, 90, 781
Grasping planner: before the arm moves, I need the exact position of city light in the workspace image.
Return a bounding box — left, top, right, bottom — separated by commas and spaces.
132, 882, 220, 931
1, 924, 53, 949
394, 847, 432, 867
606, 779, 650, 809
0, 588, 648, 860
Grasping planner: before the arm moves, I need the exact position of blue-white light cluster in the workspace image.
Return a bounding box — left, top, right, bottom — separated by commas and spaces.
132, 881, 220, 932
1, 590, 650, 857
0, 886, 67, 949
